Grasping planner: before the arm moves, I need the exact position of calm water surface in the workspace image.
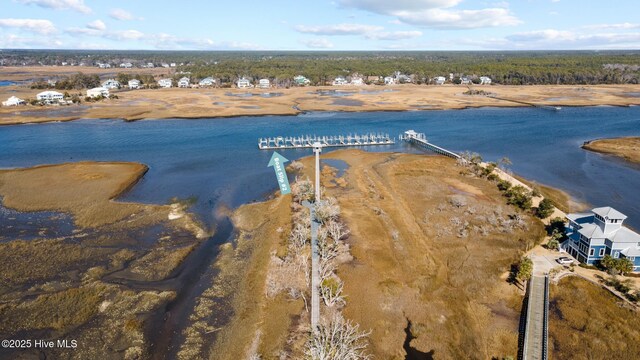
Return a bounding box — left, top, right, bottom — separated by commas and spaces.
0, 106, 639, 229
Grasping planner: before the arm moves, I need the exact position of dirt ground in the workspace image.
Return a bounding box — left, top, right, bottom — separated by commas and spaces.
1, 81, 640, 124
204, 150, 546, 359
583, 137, 640, 164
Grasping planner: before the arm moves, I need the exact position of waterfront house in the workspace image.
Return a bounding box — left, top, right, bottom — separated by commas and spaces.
293, 75, 311, 86
384, 76, 396, 85
178, 77, 190, 88
367, 75, 381, 84
2, 96, 25, 106
350, 76, 364, 86
101, 79, 121, 90
480, 76, 492, 85
461, 77, 471, 85
237, 77, 252, 88
199, 77, 216, 87
147, 62, 155, 68
36, 90, 64, 103
435, 76, 446, 85
161, 63, 170, 68
170, 63, 176, 67
564, 207, 640, 272
395, 71, 412, 83
128, 79, 141, 89
119, 62, 132, 68
259, 78, 270, 89
332, 77, 348, 86
87, 87, 109, 98
158, 78, 173, 88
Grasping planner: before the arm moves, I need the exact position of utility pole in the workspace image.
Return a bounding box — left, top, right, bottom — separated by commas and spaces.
313, 142, 322, 202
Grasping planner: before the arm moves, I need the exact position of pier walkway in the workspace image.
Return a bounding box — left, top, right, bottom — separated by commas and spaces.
520, 274, 549, 360
400, 130, 461, 159
258, 133, 394, 150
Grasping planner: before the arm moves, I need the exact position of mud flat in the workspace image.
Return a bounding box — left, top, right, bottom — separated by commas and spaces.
0, 161, 206, 359
199, 150, 546, 359
582, 137, 640, 164
2, 84, 640, 125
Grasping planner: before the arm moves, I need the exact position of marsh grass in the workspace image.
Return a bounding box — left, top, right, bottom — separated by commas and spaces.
549, 276, 640, 359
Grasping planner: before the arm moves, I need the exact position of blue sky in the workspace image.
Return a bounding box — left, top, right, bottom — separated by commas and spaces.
1, 0, 639, 50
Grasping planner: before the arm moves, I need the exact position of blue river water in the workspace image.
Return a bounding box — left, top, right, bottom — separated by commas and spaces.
0, 106, 639, 229
0, 80, 16, 87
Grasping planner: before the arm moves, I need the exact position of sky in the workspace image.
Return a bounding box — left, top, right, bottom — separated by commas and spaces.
0, 0, 639, 50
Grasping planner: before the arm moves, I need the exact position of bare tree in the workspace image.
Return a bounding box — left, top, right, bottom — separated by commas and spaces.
327, 220, 350, 242
320, 277, 346, 307
305, 315, 371, 360
315, 198, 341, 224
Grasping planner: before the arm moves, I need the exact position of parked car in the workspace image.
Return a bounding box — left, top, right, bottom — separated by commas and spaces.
556, 256, 574, 265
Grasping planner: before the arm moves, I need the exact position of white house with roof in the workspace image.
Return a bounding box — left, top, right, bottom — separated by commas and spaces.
119, 62, 132, 68
434, 76, 446, 85
564, 207, 640, 272
36, 90, 64, 103
87, 87, 109, 98
350, 76, 364, 86
332, 77, 348, 86
101, 79, 121, 90
178, 77, 190, 88
237, 77, 252, 88
128, 79, 141, 89
461, 77, 471, 85
199, 77, 216, 87
2, 96, 25, 106
158, 79, 173, 88
394, 71, 412, 83
294, 75, 311, 86
259, 78, 270, 89
480, 76, 492, 85
384, 76, 396, 85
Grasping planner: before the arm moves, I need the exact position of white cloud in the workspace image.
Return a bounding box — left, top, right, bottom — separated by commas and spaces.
507, 29, 575, 42
584, 23, 640, 30
105, 29, 145, 41
300, 38, 334, 49
294, 23, 383, 36
0, 33, 63, 48
338, 0, 520, 29
390, 8, 520, 29
340, 0, 462, 13
17, 0, 91, 14
109, 8, 142, 21
365, 30, 422, 40
504, 29, 640, 49
86, 19, 106, 31
0, 18, 56, 34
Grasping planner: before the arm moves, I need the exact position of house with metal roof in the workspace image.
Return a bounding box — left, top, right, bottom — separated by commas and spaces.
564, 207, 640, 272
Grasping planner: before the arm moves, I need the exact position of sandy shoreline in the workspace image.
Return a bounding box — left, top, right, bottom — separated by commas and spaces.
1, 84, 640, 125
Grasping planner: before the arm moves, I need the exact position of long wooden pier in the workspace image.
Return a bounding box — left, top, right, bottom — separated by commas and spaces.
520, 275, 549, 360
400, 130, 461, 159
258, 133, 395, 150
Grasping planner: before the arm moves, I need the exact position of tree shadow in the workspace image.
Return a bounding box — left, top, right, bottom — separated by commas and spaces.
404, 319, 435, 360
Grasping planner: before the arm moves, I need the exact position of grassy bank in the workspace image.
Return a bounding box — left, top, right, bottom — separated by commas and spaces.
582, 137, 640, 165
2, 84, 640, 125
549, 276, 640, 360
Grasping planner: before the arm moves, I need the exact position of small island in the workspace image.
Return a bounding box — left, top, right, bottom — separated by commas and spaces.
583, 137, 640, 164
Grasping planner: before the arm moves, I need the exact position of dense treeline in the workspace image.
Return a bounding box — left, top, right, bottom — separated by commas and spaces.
182, 52, 640, 85
4, 50, 639, 85
30, 73, 100, 90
